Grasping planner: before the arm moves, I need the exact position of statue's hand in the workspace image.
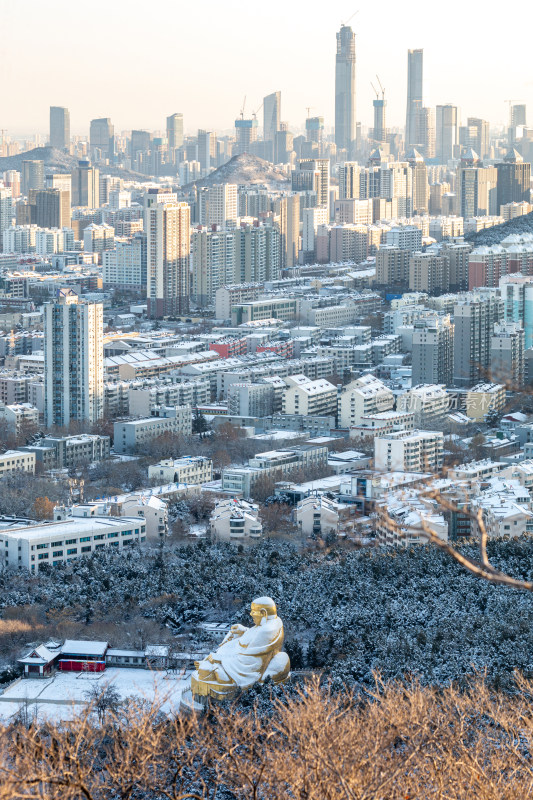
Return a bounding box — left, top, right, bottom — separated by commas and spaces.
230, 624, 247, 636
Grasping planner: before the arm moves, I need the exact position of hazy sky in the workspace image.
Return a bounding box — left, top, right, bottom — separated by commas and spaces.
2, 0, 532, 137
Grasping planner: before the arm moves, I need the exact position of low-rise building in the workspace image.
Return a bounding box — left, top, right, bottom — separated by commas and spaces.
210, 498, 263, 543
0, 449, 35, 477
396, 384, 449, 427
282, 375, 337, 418
113, 406, 193, 453
0, 508, 146, 573
465, 383, 506, 421
0, 402, 39, 434
349, 410, 414, 440
222, 443, 328, 498
376, 490, 449, 547
148, 456, 213, 486
23, 433, 110, 470
338, 374, 395, 428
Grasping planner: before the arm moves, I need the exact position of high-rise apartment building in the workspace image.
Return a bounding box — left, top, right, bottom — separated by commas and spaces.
499, 274, 533, 349
71, 160, 99, 207
405, 49, 423, 147
234, 224, 281, 284
338, 162, 361, 200
198, 184, 238, 228
103, 233, 147, 292
465, 118, 490, 159
436, 105, 458, 164
297, 158, 330, 212
44, 288, 104, 427
0, 188, 13, 253
457, 150, 498, 218
49, 106, 70, 151
490, 321, 524, 386
376, 246, 410, 288
453, 291, 504, 386
263, 92, 281, 142
335, 25, 356, 156
496, 149, 531, 210
406, 149, 429, 214
409, 253, 450, 295
274, 125, 293, 164
167, 113, 184, 156
277, 194, 300, 268
146, 199, 190, 318
21, 160, 44, 194
412, 315, 454, 386
90, 118, 114, 159
192, 228, 236, 307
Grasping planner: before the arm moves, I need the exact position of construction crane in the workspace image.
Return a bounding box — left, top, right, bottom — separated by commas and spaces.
239, 95, 247, 120
252, 100, 263, 120
342, 9, 359, 25
376, 75, 385, 99
305, 106, 314, 118
370, 83, 379, 100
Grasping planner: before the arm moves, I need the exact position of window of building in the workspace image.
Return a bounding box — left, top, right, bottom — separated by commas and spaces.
67, 547, 77, 555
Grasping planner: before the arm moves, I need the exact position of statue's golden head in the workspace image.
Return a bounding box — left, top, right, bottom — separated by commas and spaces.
250, 596, 277, 625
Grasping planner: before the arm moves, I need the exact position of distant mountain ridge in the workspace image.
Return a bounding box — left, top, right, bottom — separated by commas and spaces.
0, 146, 146, 180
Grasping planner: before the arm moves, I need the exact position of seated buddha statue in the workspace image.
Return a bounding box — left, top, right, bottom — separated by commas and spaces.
191, 596, 291, 700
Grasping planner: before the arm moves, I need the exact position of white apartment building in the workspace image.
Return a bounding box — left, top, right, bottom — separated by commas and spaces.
44, 288, 104, 427
222, 444, 328, 498
198, 184, 238, 228
0, 449, 35, 477
396, 384, 449, 427
0, 509, 146, 573
302, 207, 329, 261
215, 284, 261, 320
282, 375, 337, 417
103, 234, 146, 291
148, 456, 213, 486
113, 406, 192, 453
128, 380, 210, 416
376, 491, 448, 547
338, 374, 395, 428
192, 228, 236, 307
210, 498, 263, 543
374, 429, 444, 473
349, 410, 414, 440
0, 402, 39, 434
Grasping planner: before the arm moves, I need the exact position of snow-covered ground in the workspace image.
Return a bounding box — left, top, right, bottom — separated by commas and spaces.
0, 668, 191, 723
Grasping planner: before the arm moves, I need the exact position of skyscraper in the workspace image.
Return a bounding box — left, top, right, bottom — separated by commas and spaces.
335, 25, 356, 156
35, 189, 71, 229
166, 113, 184, 160
263, 92, 281, 142
198, 130, 217, 173
453, 291, 504, 386
90, 118, 114, 159
436, 105, 458, 164
49, 106, 70, 151
44, 288, 104, 427
457, 150, 498, 218
72, 160, 99, 208
21, 160, 44, 194
235, 118, 258, 155
405, 49, 423, 147
372, 94, 387, 143
0, 187, 13, 254
146, 197, 190, 318
415, 107, 436, 158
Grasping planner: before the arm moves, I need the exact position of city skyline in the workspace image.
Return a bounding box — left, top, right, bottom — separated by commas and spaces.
2, 0, 532, 136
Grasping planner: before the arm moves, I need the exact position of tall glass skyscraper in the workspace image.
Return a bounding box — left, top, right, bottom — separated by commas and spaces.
335, 25, 356, 156
405, 49, 423, 147
49, 106, 70, 150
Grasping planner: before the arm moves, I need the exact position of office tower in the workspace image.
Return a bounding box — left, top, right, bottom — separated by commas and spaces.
0, 187, 13, 253
277, 194, 300, 268
457, 150, 498, 218
405, 49, 423, 147
45, 173, 71, 194
192, 228, 236, 307
412, 315, 454, 386
235, 118, 258, 154
466, 117, 490, 159
415, 107, 435, 158
49, 106, 70, 150
335, 24, 356, 155
44, 288, 104, 427
21, 160, 44, 194
146, 200, 190, 318
509, 103, 527, 142
376, 246, 410, 288
90, 118, 114, 158
35, 189, 71, 229
372, 93, 387, 143
409, 253, 450, 294
198, 130, 217, 173
71, 160, 99, 207
263, 92, 281, 142
338, 162, 361, 199
198, 184, 238, 227
274, 125, 293, 164
496, 149, 531, 210
436, 105, 458, 163
306, 116, 324, 144
453, 291, 504, 386
167, 113, 184, 155
406, 148, 429, 214
131, 130, 151, 159
490, 321, 524, 386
